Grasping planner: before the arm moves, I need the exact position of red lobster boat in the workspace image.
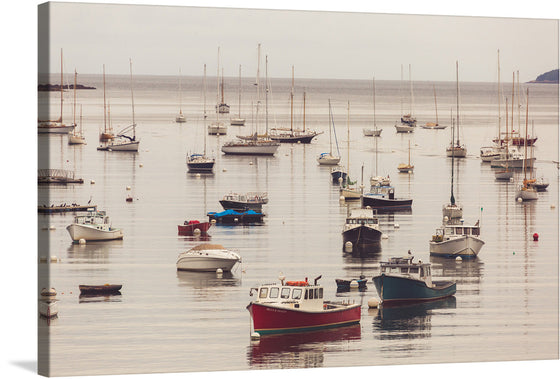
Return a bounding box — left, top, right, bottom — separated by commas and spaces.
177, 220, 211, 236
247, 275, 361, 336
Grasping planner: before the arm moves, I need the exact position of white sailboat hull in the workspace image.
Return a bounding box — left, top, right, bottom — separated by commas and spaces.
363, 128, 381, 136
176, 256, 239, 272
66, 224, 124, 242
208, 123, 227, 135
221, 142, 279, 155
317, 154, 340, 165
340, 188, 361, 199
515, 188, 538, 201
495, 171, 514, 180
395, 124, 415, 133
39, 300, 58, 318
430, 235, 485, 258
491, 157, 535, 169
97, 140, 139, 152
230, 118, 245, 126
446, 147, 467, 157
38, 123, 76, 134
68, 134, 86, 145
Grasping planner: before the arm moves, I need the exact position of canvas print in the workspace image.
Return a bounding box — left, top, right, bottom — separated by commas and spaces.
37, 2, 558, 377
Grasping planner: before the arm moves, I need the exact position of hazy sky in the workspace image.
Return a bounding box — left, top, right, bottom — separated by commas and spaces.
40, 1, 558, 82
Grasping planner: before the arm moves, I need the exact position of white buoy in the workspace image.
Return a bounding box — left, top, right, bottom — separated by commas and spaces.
368, 298, 380, 309
344, 241, 353, 253
455, 256, 462, 261
90, 179, 95, 184
250, 332, 260, 340
382, 234, 389, 239
297, 140, 301, 144
193, 228, 201, 236
443, 216, 449, 223
139, 163, 143, 167
339, 195, 345, 201
126, 185, 131, 191
210, 219, 217, 225
50, 256, 59, 263
48, 225, 56, 230
234, 218, 239, 223
338, 177, 343, 183
79, 238, 86, 245
517, 197, 523, 203
350, 280, 359, 288
394, 223, 400, 228
408, 170, 412, 174
222, 168, 227, 172
216, 268, 223, 278
249, 162, 254, 165
551, 204, 556, 209
195, 173, 201, 178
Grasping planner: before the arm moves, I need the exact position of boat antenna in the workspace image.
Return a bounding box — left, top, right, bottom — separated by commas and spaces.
129, 58, 136, 139
313, 275, 322, 285
450, 107, 455, 206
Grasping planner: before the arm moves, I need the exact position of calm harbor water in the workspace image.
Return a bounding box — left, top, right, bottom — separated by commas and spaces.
38, 74, 558, 376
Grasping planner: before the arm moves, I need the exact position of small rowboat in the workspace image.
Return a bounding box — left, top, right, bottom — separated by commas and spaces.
178, 220, 212, 235
79, 284, 122, 295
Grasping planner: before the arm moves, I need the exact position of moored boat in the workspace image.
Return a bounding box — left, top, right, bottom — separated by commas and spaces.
335, 275, 368, 291
176, 244, 241, 272
79, 284, 122, 295
341, 208, 383, 253
178, 220, 212, 236
219, 192, 268, 212
429, 221, 484, 259
373, 255, 456, 304
247, 275, 361, 335
66, 208, 124, 242
207, 209, 265, 224
362, 184, 412, 211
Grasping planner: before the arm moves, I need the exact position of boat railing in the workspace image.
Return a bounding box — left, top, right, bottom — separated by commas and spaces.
38, 168, 77, 180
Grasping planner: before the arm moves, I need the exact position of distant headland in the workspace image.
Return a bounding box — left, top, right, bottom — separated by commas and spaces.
527, 69, 559, 84
38, 84, 96, 91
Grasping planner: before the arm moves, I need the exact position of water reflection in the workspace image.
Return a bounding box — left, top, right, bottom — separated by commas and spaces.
176, 270, 241, 300
66, 240, 124, 262
373, 296, 457, 339
79, 293, 123, 303
247, 324, 361, 369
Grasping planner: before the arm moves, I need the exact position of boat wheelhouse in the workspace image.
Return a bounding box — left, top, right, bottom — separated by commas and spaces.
373, 255, 456, 304
66, 208, 123, 242
247, 275, 361, 335
219, 192, 268, 212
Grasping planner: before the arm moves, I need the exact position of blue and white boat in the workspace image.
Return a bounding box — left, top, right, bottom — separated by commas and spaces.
372, 255, 456, 304
361, 183, 412, 211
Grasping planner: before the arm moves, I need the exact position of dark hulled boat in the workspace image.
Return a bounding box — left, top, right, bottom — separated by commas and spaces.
341, 208, 383, 253
361, 184, 412, 211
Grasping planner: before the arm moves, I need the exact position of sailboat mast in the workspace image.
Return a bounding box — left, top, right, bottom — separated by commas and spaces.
129, 58, 136, 138
517, 71, 521, 134
103, 65, 107, 133
60, 49, 63, 123
238, 64, 242, 118
347, 101, 350, 177
73, 69, 77, 126
303, 90, 306, 132
328, 99, 333, 155
433, 84, 439, 125
203, 64, 207, 156
217, 47, 220, 122
409, 63, 414, 117
221, 68, 225, 104
179, 68, 183, 114
290, 65, 294, 133
265, 55, 269, 136
497, 49, 501, 141
523, 88, 529, 181
400, 64, 403, 116
408, 140, 411, 165
511, 72, 515, 146
456, 61, 460, 147
373, 77, 377, 131
255, 44, 260, 134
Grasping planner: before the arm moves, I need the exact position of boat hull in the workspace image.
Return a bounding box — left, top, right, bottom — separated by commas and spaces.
67, 224, 124, 242
429, 235, 485, 259
395, 124, 415, 133
221, 143, 279, 155
495, 171, 514, 181
331, 170, 348, 183
79, 285, 122, 295
361, 195, 412, 211
176, 256, 239, 272
219, 200, 264, 212
247, 302, 361, 335
269, 131, 321, 144
373, 274, 456, 304
446, 147, 467, 157
317, 153, 340, 165
491, 157, 535, 169
363, 128, 382, 136
515, 188, 538, 201
68, 134, 86, 145
230, 118, 245, 126
177, 221, 211, 235
39, 300, 58, 318
342, 225, 383, 252
97, 140, 139, 152
208, 124, 228, 135
38, 124, 76, 134
187, 161, 215, 172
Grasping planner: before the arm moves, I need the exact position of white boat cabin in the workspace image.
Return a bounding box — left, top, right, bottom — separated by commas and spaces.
223, 192, 268, 204
73, 209, 111, 228
379, 256, 433, 287
250, 278, 325, 311
345, 208, 379, 226
433, 221, 481, 242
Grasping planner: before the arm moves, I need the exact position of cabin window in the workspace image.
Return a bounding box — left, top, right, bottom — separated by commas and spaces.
473, 227, 480, 236
318, 288, 323, 299
259, 287, 268, 299
309, 289, 314, 300
381, 266, 386, 273
292, 288, 302, 300
420, 267, 424, 277
410, 267, 419, 274
314, 288, 318, 298
426, 267, 431, 276
304, 289, 308, 300
456, 228, 463, 235
281, 288, 290, 299
269, 287, 279, 298
400, 267, 408, 274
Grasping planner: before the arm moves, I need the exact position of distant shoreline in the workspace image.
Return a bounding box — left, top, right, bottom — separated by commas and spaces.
38, 84, 96, 91
526, 80, 559, 84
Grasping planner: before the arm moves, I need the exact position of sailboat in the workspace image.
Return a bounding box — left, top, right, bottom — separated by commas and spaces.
397, 140, 414, 173
216, 69, 230, 114
97, 59, 140, 152
421, 85, 447, 129
208, 47, 228, 135
446, 61, 466, 158
38, 49, 76, 134
187, 64, 215, 172
175, 68, 186, 123
98, 65, 114, 142
431, 116, 484, 259
230, 65, 245, 126
68, 70, 86, 145
317, 99, 342, 165
329, 102, 347, 183
269, 66, 322, 143
363, 77, 382, 137
481, 50, 505, 162
339, 102, 361, 199
394, 64, 416, 133
515, 88, 538, 201
221, 52, 279, 155
495, 84, 514, 181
